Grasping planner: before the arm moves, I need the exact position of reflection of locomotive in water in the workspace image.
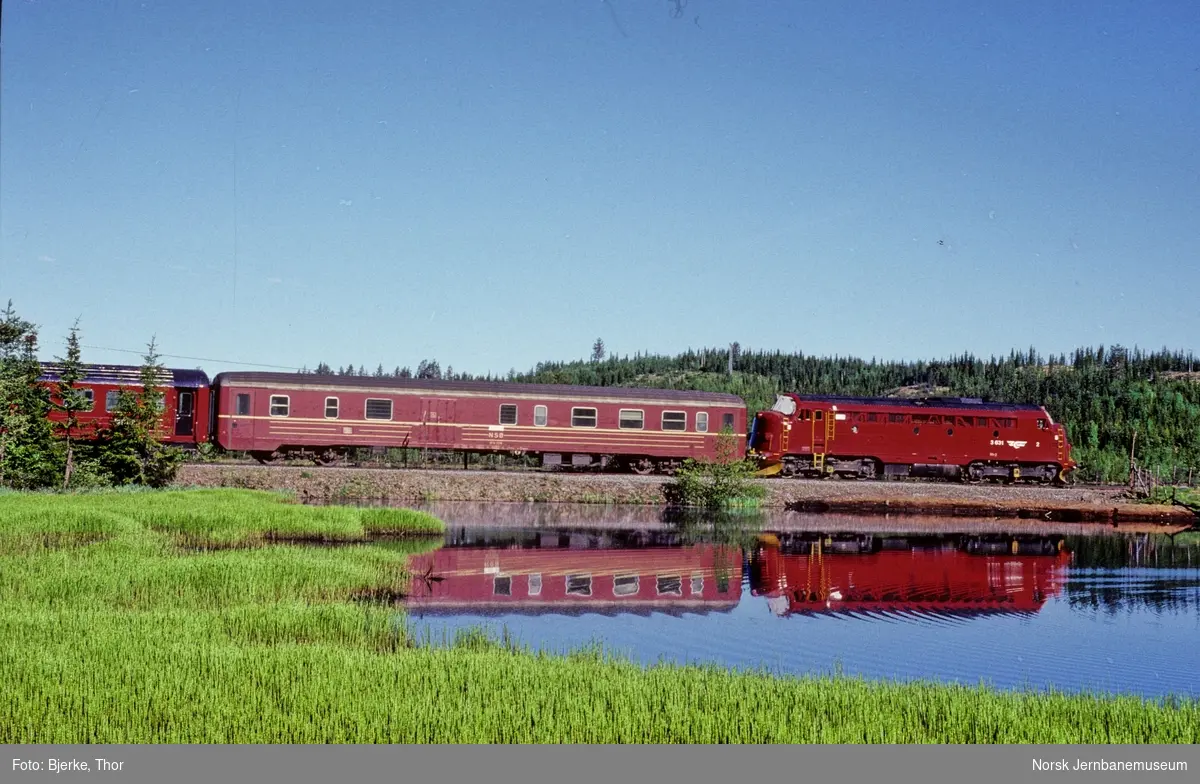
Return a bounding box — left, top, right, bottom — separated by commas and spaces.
749, 532, 1070, 618
405, 531, 742, 616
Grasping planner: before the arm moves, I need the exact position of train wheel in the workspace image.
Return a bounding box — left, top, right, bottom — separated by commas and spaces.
250, 451, 277, 466
629, 459, 654, 476
313, 450, 341, 467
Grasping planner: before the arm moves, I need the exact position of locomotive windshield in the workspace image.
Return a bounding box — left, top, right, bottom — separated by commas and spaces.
769, 395, 797, 417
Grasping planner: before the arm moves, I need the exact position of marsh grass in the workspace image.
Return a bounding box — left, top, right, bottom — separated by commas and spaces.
2, 488, 1197, 744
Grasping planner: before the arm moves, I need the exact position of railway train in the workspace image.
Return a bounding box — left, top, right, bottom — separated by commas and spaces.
399, 529, 1068, 619
749, 532, 1068, 618
37, 363, 1077, 483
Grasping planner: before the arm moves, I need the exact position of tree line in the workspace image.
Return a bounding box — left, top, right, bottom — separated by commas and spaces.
0, 301, 182, 491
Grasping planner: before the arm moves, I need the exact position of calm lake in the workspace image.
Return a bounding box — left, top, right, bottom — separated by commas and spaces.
394, 503, 1199, 700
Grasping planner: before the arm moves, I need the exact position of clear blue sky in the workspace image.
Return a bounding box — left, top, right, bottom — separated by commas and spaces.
3, 1, 1197, 377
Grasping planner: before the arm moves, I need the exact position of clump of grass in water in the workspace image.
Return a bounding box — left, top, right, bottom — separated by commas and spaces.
2, 488, 1197, 744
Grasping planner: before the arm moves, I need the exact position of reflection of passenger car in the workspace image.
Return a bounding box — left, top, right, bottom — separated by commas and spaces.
749, 393, 1077, 483
212, 372, 746, 472
39, 363, 211, 446
405, 535, 742, 616
749, 533, 1069, 618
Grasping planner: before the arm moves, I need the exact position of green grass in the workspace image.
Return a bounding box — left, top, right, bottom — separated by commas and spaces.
1144, 486, 1200, 515
2, 488, 1197, 744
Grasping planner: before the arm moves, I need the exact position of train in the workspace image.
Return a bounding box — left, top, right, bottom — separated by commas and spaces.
38, 363, 1077, 483
749, 532, 1069, 618
399, 529, 1068, 620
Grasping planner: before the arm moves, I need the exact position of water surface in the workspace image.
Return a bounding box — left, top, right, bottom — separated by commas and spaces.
397, 503, 1199, 699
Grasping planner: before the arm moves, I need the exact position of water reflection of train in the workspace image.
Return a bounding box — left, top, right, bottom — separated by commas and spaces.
749, 532, 1070, 618
405, 531, 742, 616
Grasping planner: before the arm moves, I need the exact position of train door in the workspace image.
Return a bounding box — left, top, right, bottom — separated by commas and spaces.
227, 390, 256, 450
420, 398, 457, 445
174, 390, 196, 437
812, 410, 827, 454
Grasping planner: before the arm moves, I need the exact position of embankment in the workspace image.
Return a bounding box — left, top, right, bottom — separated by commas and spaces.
174, 465, 1196, 525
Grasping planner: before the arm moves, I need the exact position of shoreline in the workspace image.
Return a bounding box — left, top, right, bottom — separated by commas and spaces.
175, 464, 1197, 527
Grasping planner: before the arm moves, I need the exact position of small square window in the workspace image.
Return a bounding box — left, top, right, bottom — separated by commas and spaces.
571, 408, 597, 428
661, 411, 686, 431
235, 393, 251, 416
499, 404, 517, 425
80, 388, 94, 411
106, 390, 122, 412
618, 409, 644, 430
613, 575, 639, 597
722, 413, 735, 430
534, 405, 547, 427
325, 397, 339, 419
493, 576, 512, 596
656, 575, 682, 595
690, 575, 704, 595
695, 412, 708, 432
269, 395, 289, 417
365, 399, 392, 420
528, 573, 542, 595
566, 574, 592, 596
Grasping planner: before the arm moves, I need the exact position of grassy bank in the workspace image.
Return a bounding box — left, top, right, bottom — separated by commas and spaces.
3, 489, 1197, 744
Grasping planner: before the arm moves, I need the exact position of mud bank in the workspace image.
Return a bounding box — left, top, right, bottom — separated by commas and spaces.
175, 464, 1197, 526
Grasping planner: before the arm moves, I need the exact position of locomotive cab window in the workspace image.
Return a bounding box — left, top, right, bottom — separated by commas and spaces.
1037, 419, 1047, 429
571, 407, 597, 428
661, 411, 686, 431
324, 397, 339, 419
619, 409, 644, 429
534, 405, 547, 427
269, 396, 289, 417
235, 394, 251, 416
696, 412, 709, 432
722, 413, 735, 430
499, 404, 518, 425
365, 399, 393, 420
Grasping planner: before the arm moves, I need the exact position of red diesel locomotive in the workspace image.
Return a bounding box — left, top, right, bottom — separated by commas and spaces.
748, 393, 1076, 484
749, 534, 1069, 618
212, 372, 747, 472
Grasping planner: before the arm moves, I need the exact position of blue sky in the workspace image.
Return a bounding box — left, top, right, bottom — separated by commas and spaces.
2, 1, 1197, 377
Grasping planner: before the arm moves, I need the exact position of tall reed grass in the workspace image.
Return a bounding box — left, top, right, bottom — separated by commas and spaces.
2, 488, 1196, 744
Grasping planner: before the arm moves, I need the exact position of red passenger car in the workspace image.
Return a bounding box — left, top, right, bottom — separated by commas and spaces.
212, 372, 746, 472
748, 535, 1068, 618
39, 363, 211, 447
748, 393, 1076, 483
405, 541, 742, 616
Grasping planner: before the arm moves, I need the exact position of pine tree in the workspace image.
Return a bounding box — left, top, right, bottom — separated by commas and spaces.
97, 338, 184, 487
52, 319, 90, 488
0, 301, 55, 488
591, 338, 606, 363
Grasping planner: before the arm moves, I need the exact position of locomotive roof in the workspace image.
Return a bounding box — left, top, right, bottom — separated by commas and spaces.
211, 372, 746, 405
787, 393, 1045, 412
39, 363, 210, 388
